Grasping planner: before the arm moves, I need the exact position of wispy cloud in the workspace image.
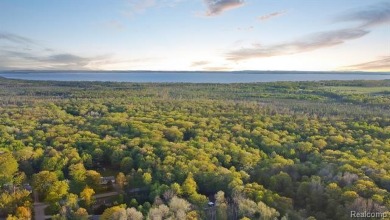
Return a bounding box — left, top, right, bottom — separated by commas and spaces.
0, 32, 35, 45
204, 0, 245, 16
90, 57, 161, 69
42, 54, 99, 68
226, 2, 389, 62
0, 50, 107, 70
191, 60, 210, 67
126, 0, 156, 15
203, 66, 232, 71
105, 20, 125, 31
343, 56, 390, 71
237, 26, 254, 31
335, 2, 390, 28
0, 31, 163, 70
259, 11, 286, 22
124, 0, 185, 17
226, 28, 368, 61
123, 0, 244, 17
0, 32, 109, 70
190, 60, 232, 71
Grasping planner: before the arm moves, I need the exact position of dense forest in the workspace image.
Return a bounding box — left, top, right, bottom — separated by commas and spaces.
0, 77, 389, 220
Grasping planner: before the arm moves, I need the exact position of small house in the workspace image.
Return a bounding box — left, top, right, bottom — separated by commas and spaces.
100, 176, 116, 185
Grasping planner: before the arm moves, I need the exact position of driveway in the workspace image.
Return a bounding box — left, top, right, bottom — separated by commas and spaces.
33, 202, 49, 220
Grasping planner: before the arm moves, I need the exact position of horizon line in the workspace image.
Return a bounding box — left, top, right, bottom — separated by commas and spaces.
1, 69, 390, 74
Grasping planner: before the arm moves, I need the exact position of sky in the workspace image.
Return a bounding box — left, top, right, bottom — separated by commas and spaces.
0, 0, 389, 71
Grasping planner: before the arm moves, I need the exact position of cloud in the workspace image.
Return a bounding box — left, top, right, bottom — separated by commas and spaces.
237, 26, 254, 31
0, 50, 106, 70
225, 3, 389, 62
190, 60, 232, 71
335, 2, 390, 28
191, 61, 210, 67
203, 66, 232, 71
43, 54, 95, 67
105, 20, 125, 30
127, 0, 156, 14
164, 0, 186, 7
343, 56, 390, 71
204, 0, 245, 16
0, 32, 161, 70
226, 28, 368, 61
0, 32, 109, 70
259, 11, 286, 21
0, 32, 35, 45
0, 35, 158, 70
124, 0, 244, 17
124, 0, 184, 17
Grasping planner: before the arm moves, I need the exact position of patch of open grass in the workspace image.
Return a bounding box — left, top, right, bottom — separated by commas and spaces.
321, 86, 390, 94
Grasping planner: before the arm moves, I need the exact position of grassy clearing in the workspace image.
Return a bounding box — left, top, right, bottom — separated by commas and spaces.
321, 86, 390, 94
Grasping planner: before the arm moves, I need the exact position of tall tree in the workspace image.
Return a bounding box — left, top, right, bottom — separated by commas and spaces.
32, 171, 58, 198
0, 152, 18, 184
182, 173, 197, 196
80, 186, 95, 208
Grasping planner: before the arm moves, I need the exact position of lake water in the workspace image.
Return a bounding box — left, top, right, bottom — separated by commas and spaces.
1, 71, 390, 83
